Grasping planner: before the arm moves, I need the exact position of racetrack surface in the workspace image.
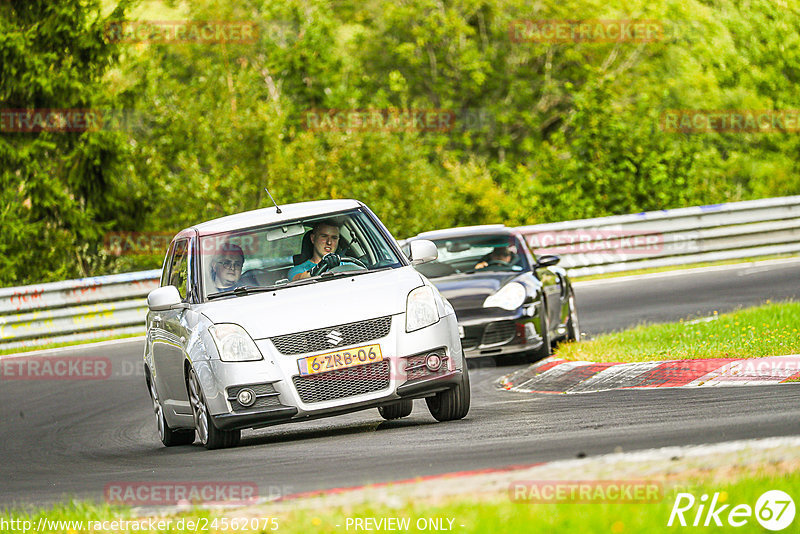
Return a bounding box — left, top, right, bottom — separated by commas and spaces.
2, 260, 799, 508
574, 258, 800, 336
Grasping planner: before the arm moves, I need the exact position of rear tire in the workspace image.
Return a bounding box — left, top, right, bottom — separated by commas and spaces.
188, 368, 241, 450
426, 364, 470, 422
378, 399, 413, 420
566, 289, 581, 342
149, 376, 194, 447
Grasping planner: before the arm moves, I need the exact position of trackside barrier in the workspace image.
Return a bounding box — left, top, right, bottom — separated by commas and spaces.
2, 196, 799, 351
0, 270, 160, 350
515, 196, 800, 277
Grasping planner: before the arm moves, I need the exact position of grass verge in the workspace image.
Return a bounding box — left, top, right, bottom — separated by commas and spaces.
556, 301, 800, 363
1, 469, 797, 533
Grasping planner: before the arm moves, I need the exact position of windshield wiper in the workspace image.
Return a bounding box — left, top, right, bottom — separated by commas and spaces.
207, 285, 275, 300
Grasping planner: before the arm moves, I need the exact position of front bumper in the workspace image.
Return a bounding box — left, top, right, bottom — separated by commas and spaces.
458, 307, 545, 358
199, 312, 463, 430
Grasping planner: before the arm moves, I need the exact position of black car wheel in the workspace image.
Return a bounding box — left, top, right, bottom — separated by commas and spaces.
426, 363, 470, 422
149, 375, 195, 447
566, 288, 581, 342
527, 301, 551, 362
188, 368, 241, 450
378, 399, 413, 420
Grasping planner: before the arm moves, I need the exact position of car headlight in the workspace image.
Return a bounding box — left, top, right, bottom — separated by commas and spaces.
406, 285, 440, 332
483, 282, 526, 311
209, 324, 263, 362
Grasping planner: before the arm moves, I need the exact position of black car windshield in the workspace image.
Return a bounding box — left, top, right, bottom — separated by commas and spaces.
202, 209, 403, 299
414, 234, 529, 279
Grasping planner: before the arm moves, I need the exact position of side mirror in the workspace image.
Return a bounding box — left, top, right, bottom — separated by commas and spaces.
147, 286, 183, 311
536, 255, 560, 268
408, 239, 438, 265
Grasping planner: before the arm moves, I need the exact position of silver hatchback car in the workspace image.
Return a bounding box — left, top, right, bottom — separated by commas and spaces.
144, 199, 469, 449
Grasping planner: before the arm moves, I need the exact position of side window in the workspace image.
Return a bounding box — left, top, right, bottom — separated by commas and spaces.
160, 241, 176, 287
167, 239, 189, 300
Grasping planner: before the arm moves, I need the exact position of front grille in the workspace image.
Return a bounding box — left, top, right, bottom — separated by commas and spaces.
271, 316, 392, 355
461, 337, 480, 350
481, 321, 516, 346
292, 360, 391, 403
404, 352, 449, 382
227, 383, 283, 412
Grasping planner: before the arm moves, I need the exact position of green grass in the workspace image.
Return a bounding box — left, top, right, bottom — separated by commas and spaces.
571, 254, 799, 282
557, 301, 800, 363
0, 332, 143, 357
2, 470, 798, 533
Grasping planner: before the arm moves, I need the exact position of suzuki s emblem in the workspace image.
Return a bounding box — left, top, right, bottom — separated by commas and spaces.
326, 330, 343, 346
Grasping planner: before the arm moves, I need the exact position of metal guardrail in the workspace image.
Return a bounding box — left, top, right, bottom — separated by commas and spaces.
516, 196, 800, 277
0, 270, 160, 350
1, 196, 799, 351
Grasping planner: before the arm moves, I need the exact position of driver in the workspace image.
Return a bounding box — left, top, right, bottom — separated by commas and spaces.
474, 246, 513, 270
288, 220, 342, 281
211, 243, 245, 291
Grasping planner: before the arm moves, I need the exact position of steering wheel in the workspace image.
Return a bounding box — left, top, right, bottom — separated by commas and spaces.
314, 256, 368, 276
487, 260, 512, 267
341, 256, 367, 269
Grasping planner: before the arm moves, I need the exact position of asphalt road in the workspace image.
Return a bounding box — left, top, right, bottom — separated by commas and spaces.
2, 260, 800, 508
574, 258, 800, 336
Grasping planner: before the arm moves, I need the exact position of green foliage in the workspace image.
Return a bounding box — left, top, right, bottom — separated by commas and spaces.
2, 0, 800, 285
0, 0, 148, 284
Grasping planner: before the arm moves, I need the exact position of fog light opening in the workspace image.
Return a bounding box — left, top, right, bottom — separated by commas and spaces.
425, 353, 443, 372
237, 388, 256, 407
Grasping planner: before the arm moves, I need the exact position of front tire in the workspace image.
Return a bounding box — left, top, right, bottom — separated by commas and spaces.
527, 301, 551, 362
426, 364, 470, 422
188, 368, 241, 450
378, 399, 413, 420
149, 376, 194, 447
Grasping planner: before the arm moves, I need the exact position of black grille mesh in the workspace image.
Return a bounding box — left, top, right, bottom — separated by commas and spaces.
481, 320, 517, 346
271, 316, 392, 355
292, 360, 391, 403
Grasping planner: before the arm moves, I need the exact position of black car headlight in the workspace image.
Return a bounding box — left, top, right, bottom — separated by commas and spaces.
483, 282, 526, 311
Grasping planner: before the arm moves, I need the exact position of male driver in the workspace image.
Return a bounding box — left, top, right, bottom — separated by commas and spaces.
474, 246, 514, 270
288, 220, 342, 281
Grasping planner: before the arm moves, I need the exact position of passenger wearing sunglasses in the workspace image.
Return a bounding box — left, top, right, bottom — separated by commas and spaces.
211, 243, 245, 291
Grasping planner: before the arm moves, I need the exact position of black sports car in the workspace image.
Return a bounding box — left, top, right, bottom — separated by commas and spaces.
402, 225, 580, 361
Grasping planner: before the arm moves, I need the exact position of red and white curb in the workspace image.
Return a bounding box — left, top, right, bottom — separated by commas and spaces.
500, 355, 800, 394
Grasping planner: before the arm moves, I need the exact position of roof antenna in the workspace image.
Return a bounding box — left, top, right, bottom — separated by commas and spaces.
264, 187, 282, 214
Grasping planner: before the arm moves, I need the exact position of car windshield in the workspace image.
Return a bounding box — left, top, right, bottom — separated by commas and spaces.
413, 234, 529, 279
201, 208, 403, 299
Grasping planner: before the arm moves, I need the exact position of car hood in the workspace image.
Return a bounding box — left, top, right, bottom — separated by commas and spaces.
429, 272, 522, 313
197, 268, 424, 340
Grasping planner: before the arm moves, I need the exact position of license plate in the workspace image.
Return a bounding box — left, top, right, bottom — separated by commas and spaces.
298, 344, 383, 376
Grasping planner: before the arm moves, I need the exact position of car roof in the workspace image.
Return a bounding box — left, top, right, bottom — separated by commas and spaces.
408, 224, 520, 241
189, 199, 364, 235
